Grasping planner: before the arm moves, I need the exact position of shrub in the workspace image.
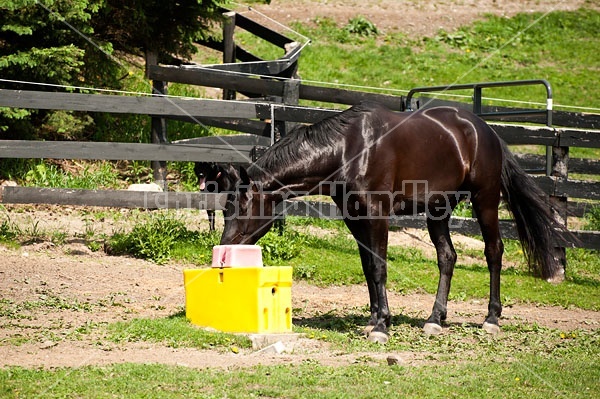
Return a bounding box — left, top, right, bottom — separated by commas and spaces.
258, 229, 307, 265
106, 214, 190, 264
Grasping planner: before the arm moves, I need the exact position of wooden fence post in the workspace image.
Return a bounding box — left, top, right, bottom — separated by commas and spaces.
549, 139, 569, 281
146, 50, 168, 190
222, 11, 237, 101
273, 78, 300, 139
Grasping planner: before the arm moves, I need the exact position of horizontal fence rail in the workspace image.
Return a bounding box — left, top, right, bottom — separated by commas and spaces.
1, 186, 597, 250
0, 86, 598, 251
0, 140, 254, 163
0, 89, 338, 124
0, 186, 226, 210
147, 65, 406, 111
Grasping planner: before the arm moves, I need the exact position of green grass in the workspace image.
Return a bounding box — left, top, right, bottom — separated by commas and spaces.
289, 9, 600, 111
105, 212, 306, 265
281, 231, 600, 311
5, 287, 596, 397
1, 349, 598, 398
7, 206, 594, 310
20, 160, 121, 189
293, 313, 600, 360
1, 213, 598, 395
97, 208, 599, 310
105, 313, 252, 351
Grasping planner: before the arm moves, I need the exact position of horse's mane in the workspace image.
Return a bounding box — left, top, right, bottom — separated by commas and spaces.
249, 102, 383, 179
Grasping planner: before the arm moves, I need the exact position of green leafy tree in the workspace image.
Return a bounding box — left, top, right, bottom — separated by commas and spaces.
0, 0, 105, 139
92, 0, 222, 63
0, 0, 222, 140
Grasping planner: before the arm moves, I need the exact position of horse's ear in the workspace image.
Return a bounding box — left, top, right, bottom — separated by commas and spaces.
239, 166, 251, 185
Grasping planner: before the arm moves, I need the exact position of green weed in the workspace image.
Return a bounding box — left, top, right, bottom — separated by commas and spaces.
105, 213, 312, 266
258, 229, 307, 265
167, 160, 199, 192
125, 160, 152, 183
344, 16, 379, 37
583, 206, 600, 231
1, 348, 597, 398
4, 288, 93, 316
23, 160, 120, 189
106, 213, 192, 264
171, 229, 221, 264
0, 217, 20, 243
50, 230, 68, 245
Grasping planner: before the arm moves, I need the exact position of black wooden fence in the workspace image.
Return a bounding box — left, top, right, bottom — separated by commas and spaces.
0, 86, 599, 249
0, 8, 598, 252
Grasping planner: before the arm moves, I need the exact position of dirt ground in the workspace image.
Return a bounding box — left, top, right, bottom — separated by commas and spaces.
0, 204, 598, 370
2, 0, 599, 370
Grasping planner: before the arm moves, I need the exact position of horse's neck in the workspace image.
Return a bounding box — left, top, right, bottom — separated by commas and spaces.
251, 124, 344, 197
255, 158, 338, 199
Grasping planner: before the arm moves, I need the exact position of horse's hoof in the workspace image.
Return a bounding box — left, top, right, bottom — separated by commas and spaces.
546, 269, 565, 284
423, 322, 443, 335
362, 325, 375, 336
367, 331, 389, 344
482, 322, 500, 335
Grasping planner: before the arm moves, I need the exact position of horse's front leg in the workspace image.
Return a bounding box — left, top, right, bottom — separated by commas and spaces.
207, 210, 216, 231
344, 217, 391, 344
356, 244, 379, 335
424, 217, 457, 335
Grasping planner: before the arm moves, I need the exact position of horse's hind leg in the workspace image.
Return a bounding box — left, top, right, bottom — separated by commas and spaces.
343, 217, 391, 344
472, 193, 504, 334
423, 217, 457, 335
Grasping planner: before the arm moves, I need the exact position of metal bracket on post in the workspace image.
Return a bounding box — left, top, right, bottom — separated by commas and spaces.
473, 86, 482, 114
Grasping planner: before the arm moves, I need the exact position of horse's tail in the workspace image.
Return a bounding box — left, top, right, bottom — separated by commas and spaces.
499, 140, 569, 280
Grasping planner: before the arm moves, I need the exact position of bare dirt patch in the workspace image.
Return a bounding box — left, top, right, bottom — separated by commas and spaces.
248, 0, 594, 39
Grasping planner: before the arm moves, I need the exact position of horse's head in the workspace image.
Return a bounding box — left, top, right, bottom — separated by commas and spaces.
194, 162, 215, 191
220, 167, 276, 245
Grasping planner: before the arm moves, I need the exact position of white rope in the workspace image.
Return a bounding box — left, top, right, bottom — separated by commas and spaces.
0, 78, 156, 97
3, 77, 599, 113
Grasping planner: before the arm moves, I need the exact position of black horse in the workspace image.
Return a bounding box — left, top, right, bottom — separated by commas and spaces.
220, 102, 570, 343
194, 162, 238, 231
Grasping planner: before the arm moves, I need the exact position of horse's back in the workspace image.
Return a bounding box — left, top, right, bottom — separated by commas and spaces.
351, 104, 503, 195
